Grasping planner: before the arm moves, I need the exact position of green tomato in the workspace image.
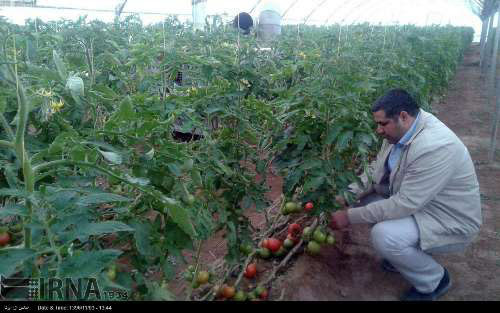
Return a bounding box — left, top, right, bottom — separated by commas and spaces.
313, 229, 326, 244
283, 238, 295, 249
184, 194, 196, 205
326, 235, 335, 245
258, 248, 271, 259
307, 241, 321, 255
234, 290, 247, 301
183, 271, 194, 282
285, 202, 297, 212
240, 243, 253, 255
107, 268, 117, 281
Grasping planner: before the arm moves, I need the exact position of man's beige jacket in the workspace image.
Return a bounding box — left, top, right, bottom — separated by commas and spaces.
347, 109, 482, 250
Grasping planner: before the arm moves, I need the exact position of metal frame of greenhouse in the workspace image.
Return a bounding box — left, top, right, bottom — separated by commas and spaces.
1, 0, 499, 161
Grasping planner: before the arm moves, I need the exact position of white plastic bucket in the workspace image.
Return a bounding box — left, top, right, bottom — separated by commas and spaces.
258, 10, 281, 41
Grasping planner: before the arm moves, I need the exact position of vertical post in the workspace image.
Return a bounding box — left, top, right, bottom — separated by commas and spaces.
488, 8, 500, 163
482, 15, 496, 74
480, 18, 489, 68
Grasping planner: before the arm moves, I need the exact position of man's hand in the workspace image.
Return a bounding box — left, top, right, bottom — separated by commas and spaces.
329, 210, 350, 230
335, 195, 348, 208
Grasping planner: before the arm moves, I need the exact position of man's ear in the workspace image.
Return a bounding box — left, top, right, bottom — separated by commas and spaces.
400, 111, 409, 122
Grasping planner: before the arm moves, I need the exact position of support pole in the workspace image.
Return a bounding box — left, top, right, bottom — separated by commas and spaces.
488, 8, 500, 163
480, 18, 489, 68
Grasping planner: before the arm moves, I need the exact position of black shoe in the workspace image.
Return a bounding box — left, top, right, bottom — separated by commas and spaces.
381, 259, 399, 273
401, 268, 452, 301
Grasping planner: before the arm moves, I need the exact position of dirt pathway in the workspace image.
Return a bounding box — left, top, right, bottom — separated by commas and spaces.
273, 43, 500, 301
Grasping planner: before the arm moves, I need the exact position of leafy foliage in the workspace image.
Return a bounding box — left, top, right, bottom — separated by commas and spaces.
0, 14, 472, 300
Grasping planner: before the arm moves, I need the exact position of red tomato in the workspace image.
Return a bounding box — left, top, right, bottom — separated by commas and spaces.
261, 239, 269, 249
287, 233, 299, 244
0, 232, 10, 246
288, 223, 301, 236
266, 238, 282, 253
260, 290, 269, 300
304, 202, 314, 212
244, 263, 257, 279
222, 285, 235, 299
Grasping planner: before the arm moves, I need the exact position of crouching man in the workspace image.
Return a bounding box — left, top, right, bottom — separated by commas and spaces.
330, 89, 482, 301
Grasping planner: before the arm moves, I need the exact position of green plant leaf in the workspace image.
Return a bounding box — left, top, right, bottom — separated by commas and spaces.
0, 204, 29, 218
69, 221, 134, 242
0, 248, 36, 278
98, 149, 123, 165
59, 249, 122, 278
130, 221, 156, 257
0, 188, 29, 198
124, 174, 150, 186
167, 163, 182, 177
76, 193, 131, 206
336, 131, 354, 152
147, 281, 175, 301
163, 201, 196, 238
326, 125, 344, 145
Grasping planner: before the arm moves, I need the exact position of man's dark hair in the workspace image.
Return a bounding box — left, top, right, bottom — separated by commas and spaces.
233, 12, 253, 35
371, 89, 420, 119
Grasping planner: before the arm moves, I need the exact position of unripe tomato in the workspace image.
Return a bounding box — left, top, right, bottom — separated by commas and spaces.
303, 226, 314, 237
288, 223, 301, 236
183, 271, 194, 282
302, 226, 314, 241
285, 202, 296, 212
273, 246, 286, 257
234, 290, 247, 301
266, 238, 282, 253
0, 232, 11, 246
197, 271, 210, 285
106, 265, 117, 281
307, 241, 321, 255
244, 263, 257, 279
184, 194, 196, 205
304, 202, 314, 212
187, 265, 196, 273
326, 235, 335, 245
222, 285, 236, 299
258, 248, 271, 259
240, 243, 253, 255
283, 238, 295, 249
255, 286, 266, 297
313, 229, 326, 244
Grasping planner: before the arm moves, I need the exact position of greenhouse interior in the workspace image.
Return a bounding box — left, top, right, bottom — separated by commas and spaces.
0, 0, 499, 303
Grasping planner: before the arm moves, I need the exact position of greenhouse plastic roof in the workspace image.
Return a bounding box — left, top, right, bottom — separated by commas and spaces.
0, 0, 487, 38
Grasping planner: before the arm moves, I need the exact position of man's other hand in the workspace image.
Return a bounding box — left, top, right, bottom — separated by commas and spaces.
329, 210, 350, 230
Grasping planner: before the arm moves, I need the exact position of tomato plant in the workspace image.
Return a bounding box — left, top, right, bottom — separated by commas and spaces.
0, 14, 473, 301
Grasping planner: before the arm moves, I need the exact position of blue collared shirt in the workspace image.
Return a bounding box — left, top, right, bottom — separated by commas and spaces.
387, 113, 420, 172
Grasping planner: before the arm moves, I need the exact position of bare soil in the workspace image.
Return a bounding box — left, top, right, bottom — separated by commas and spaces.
168, 43, 500, 301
